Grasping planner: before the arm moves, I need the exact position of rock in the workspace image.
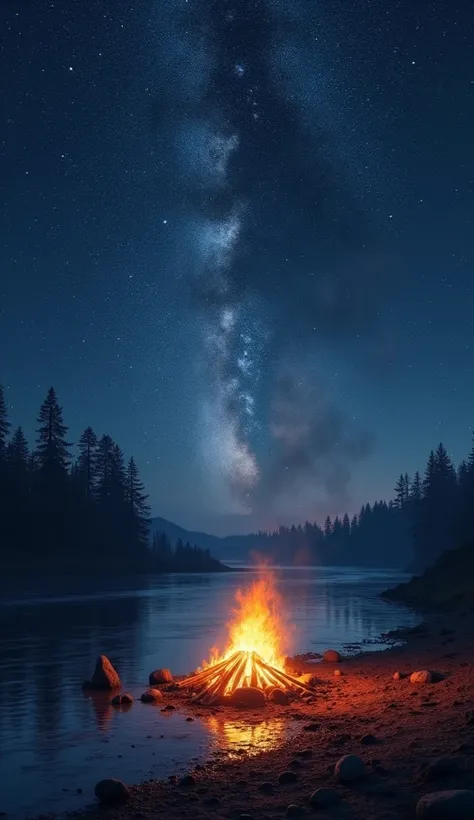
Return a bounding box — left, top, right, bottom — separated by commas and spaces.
309, 788, 339, 808
335, 754, 365, 783
323, 649, 341, 663
163, 704, 176, 710
278, 771, 298, 785
360, 734, 378, 746
111, 693, 133, 706
90, 655, 121, 690
286, 805, 305, 818
140, 688, 163, 703
230, 687, 266, 708
303, 722, 320, 732
410, 670, 444, 685
179, 775, 196, 787
393, 671, 408, 680
94, 778, 130, 805
416, 790, 474, 818
295, 748, 313, 758
422, 757, 466, 782
268, 688, 289, 705
258, 782, 274, 794
149, 668, 173, 685
334, 669, 342, 677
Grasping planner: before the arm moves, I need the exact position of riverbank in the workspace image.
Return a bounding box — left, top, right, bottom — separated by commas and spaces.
44, 606, 474, 820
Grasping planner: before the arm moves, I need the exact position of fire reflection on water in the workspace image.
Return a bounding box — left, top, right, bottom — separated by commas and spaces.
205, 714, 289, 757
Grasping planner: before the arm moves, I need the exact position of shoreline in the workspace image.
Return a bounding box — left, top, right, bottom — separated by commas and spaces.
39, 603, 474, 820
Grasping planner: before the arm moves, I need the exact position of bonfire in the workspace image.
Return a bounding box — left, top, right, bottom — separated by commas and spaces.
177, 573, 313, 704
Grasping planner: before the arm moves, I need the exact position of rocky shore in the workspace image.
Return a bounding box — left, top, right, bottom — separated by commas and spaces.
35, 604, 474, 820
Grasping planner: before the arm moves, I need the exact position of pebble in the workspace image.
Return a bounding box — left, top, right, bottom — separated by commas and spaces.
410, 670, 444, 685
416, 790, 474, 818
360, 734, 378, 746
149, 668, 173, 685
335, 754, 365, 783
393, 671, 408, 680
278, 770, 298, 785
140, 688, 162, 703
334, 669, 342, 677
309, 788, 339, 808
286, 804, 305, 818
258, 782, 274, 793
94, 778, 130, 806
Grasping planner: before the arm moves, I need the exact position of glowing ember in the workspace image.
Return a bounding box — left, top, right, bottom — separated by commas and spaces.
177, 572, 312, 703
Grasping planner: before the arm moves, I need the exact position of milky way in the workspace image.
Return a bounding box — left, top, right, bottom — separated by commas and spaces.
156, 0, 387, 516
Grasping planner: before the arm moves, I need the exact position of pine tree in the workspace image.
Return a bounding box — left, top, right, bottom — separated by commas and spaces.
35, 387, 71, 480
324, 516, 332, 538
410, 471, 422, 502
6, 427, 29, 480
78, 427, 97, 499
0, 385, 10, 458
95, 434, 114, 500
125, 457, 150, 552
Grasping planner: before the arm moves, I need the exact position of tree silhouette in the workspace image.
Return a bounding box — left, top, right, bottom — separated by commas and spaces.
78, 427, 97, 499
0, 385, 10, 458
35, 387, 71, 481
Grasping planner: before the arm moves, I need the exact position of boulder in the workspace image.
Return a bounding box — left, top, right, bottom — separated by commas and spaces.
416, 790, 474, 818
410, 670, 444, 685
94, 778, 130, 805
111, 693, 133, 706
230, 687, 266, 708
140, 688, 163, 703
335, 754, 365, 783
90, 655, 120, 690
268, 688, 289, 705
393, 671, 408, 680
422, 757, 466, 782
323, 649, 341, 663
309, 788, 339, 808
278, 771, 298, 785
149, 668, 173, 685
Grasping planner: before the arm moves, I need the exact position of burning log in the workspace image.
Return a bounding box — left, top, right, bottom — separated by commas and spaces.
177, 650, 314, 704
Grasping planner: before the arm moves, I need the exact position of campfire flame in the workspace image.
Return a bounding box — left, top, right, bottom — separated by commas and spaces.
207, 572, 287, 671
177, 571, 312, 703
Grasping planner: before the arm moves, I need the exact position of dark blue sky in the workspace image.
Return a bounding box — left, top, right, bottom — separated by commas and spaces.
1, 1, 473, 534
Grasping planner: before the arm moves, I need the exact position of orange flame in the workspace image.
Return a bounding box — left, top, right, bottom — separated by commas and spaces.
206, 570, 289, 673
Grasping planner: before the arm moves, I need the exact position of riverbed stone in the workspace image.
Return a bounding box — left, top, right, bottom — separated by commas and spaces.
230, 687, 266, 708
416, 790, 474, 818
149, 668, 173, 685
140, 688, 163, 703
309, 788, 339, 808
268, 687, 289, 705
278, 770, 298, 785
323, 649, 341, 663
393, 671, 408, 680
90, 655, 120, 690
422, 757, 466, 782
286, 804, 305, 817
94, 778, 130, 805
335, 754, 365, 782
410, 670, 444, 685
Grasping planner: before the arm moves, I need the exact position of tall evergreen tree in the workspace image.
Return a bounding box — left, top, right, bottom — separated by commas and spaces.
35, 387, 71, 480
6, 427, 29, 481
78, 427, 97, 499
125, 457, 151, 552
0, 385, 10, 459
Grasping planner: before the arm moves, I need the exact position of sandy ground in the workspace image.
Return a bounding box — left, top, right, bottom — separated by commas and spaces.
37, 609, 474, 820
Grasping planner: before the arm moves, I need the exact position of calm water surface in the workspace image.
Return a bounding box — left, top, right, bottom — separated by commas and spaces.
0, 566, 416, 817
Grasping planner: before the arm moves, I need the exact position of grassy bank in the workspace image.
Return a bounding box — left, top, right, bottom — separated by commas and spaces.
382, 542, 474, 610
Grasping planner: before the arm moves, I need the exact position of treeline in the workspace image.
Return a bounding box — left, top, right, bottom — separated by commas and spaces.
0, 385, 150, 570
151, 532, 229, 573
231, 441, 474, 571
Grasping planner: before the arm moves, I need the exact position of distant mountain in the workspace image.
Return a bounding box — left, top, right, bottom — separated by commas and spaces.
149, 517, 260, 561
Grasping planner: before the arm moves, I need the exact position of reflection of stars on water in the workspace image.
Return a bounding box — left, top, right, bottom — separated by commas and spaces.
235, 63, 245, 77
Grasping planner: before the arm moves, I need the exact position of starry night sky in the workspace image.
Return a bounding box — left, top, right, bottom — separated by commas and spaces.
1, 1, 473, 535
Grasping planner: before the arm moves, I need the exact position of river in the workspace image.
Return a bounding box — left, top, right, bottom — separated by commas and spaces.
0, 566, 416, 817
